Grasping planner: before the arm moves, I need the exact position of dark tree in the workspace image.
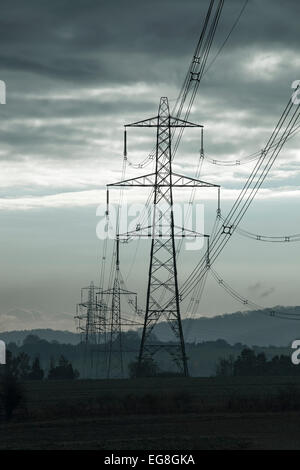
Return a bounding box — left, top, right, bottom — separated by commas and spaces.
17, 352, 31, 380
216, 355, 235, 377
48, 355, 79, 380
0, 351, 26, 421
128, 358, 159, 378
5, 350, 19, 378
0, 374, 25, 421
28, 357, 44, 380
234, 348, 257, 376
216, 348, 300, 377
23, 335, 41, 345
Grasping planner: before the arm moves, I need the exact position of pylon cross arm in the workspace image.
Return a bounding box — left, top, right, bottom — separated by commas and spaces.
108, 172, 220, 188
107, 173, 155, 187
125, 116, 203, 128
172, 173, 220, 187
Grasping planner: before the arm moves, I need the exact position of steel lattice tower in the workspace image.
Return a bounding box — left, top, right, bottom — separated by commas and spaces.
102, 237, 139, 378
75, 282, 99, 344
105, 253, 123, 378
108, 97, 219, 376
75, 281, 108, 378
141, 98, 188, 375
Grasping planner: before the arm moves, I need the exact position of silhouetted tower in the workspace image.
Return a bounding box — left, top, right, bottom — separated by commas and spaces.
102, 237, 138, 378
107, 238, 123, 378
75, 281, 107, 344
75, 282, 98, 344
108, 97, 219, 376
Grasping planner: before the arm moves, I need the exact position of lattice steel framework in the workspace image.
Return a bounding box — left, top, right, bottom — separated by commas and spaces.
75, 281, 107, 345
102, 238, 139, 378
108, 97, 219, 376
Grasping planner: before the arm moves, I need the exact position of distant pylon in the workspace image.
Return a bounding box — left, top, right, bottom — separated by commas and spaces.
107, 275, 123, 378
75, 282, 98, 344
102, 237, 139, 378
75, 281, 108, 377
108, 97, 219, 376
75, 282, 107, 350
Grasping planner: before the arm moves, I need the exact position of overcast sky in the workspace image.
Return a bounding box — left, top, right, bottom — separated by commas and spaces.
0, 0, 299, 332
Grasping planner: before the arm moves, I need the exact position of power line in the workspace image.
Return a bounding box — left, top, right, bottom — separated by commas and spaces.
203, 0, 249, 76
210, 266, 300, 321
205, 122, 300, 166
176, 92, 300, 302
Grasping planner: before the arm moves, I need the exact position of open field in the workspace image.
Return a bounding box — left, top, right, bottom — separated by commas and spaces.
2, 376, 300, 449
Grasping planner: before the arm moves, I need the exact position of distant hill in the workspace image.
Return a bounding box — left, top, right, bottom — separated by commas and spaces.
3, 332, 292, 378
1, 306, 300, 347
0, 328, 80, 345
154, 306, 300, 347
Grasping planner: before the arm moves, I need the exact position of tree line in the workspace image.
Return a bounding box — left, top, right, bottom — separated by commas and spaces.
0, 349, 79, 421
3, 350, 79, 380
216, 348, 299, 376
3, 332, 295, 378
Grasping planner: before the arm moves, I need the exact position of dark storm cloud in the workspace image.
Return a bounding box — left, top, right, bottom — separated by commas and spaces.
0, 0, 299, 197
0, 1, 299, 330
0, 0, 299, 84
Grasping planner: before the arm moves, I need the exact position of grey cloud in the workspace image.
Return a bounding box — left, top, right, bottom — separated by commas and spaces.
248, 282, 275, 299
260, 287, 275, 298
0, 1, 299, 329
0, 0, 299, 85
0, 1, 298, 196
248, 282, 262, 292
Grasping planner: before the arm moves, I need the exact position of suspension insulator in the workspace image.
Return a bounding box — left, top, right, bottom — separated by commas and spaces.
124, 129, 127, 158
200, 127, 204, 158
106, 189, 109, 216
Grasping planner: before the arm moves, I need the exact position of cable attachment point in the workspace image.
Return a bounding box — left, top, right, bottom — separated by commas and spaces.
222, 224, 234, 236
190, 72, 200, 82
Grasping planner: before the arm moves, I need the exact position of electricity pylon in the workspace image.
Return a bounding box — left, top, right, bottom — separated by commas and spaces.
75, 282, 103, 344
108, 97, 219, 376
75, 282, 108, 377
102, 237, 139, 378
